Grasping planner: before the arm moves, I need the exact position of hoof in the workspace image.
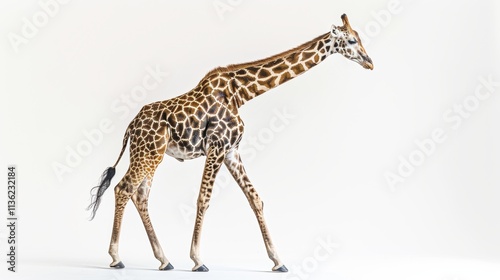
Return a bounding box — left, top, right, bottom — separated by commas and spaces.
274, 265, 288, 272
193, 264, 209, 272
161, 263, 174, 270
110, 261, 125, 269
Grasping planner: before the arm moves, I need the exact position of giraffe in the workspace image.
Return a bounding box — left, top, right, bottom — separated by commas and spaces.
87, 14, 373, 272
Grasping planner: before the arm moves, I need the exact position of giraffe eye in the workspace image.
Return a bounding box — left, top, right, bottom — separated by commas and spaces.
348, 38, 357, 45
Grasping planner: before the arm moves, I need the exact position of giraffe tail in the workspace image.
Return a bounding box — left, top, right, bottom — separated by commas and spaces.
87, 167, 116, 220
87, 123, 132, 220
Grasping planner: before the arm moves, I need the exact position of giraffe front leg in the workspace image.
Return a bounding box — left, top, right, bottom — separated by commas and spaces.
224, 149, 288, 272
190, 146, 225, 272
190, 203, 209, 272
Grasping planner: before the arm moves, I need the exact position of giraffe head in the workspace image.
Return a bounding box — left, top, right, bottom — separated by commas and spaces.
330, 14, 373, 70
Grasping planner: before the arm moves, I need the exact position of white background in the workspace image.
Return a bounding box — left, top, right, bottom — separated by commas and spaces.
1, 0, 500, 279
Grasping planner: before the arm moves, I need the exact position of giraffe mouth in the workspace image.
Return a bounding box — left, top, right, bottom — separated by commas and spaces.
360, 54, 373, 70
363, 61, 374, 70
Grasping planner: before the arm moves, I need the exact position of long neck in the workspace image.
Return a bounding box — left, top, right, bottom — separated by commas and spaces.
227, 32, 333, 106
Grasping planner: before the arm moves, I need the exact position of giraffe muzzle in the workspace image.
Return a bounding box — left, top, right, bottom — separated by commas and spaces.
362, 55, 374, 70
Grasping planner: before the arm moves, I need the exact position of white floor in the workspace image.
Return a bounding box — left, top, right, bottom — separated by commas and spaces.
2, 257, 499, 280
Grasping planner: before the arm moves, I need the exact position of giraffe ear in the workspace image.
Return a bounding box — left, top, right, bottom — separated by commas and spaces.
331, 25, 341, 38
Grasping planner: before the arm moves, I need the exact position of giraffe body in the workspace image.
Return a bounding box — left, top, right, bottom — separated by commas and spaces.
88, 14, 373, 272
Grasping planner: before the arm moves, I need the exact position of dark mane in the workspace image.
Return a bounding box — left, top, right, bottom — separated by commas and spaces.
202, 32, 330, 78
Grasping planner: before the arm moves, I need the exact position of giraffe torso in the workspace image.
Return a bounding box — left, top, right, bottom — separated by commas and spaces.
129, 72, 244, 162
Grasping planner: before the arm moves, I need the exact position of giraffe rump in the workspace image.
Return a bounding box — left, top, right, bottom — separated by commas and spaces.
87, 167, 116, 220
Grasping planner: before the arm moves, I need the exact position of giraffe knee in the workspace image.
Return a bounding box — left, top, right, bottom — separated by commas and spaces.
114, 176, 132, 195
196, 200, 209, 213
251, 199, 264, 212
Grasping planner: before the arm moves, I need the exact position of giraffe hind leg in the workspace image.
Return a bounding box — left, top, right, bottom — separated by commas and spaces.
108, 164, 159, 268
108, 120, 170, 270
131, 172, 173, 270
108, 169, 143, 269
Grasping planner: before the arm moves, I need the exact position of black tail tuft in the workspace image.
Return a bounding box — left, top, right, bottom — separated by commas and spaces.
87, 167, 116, 220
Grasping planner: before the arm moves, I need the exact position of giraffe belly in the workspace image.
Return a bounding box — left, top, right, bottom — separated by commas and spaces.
165, 141, 204, 161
